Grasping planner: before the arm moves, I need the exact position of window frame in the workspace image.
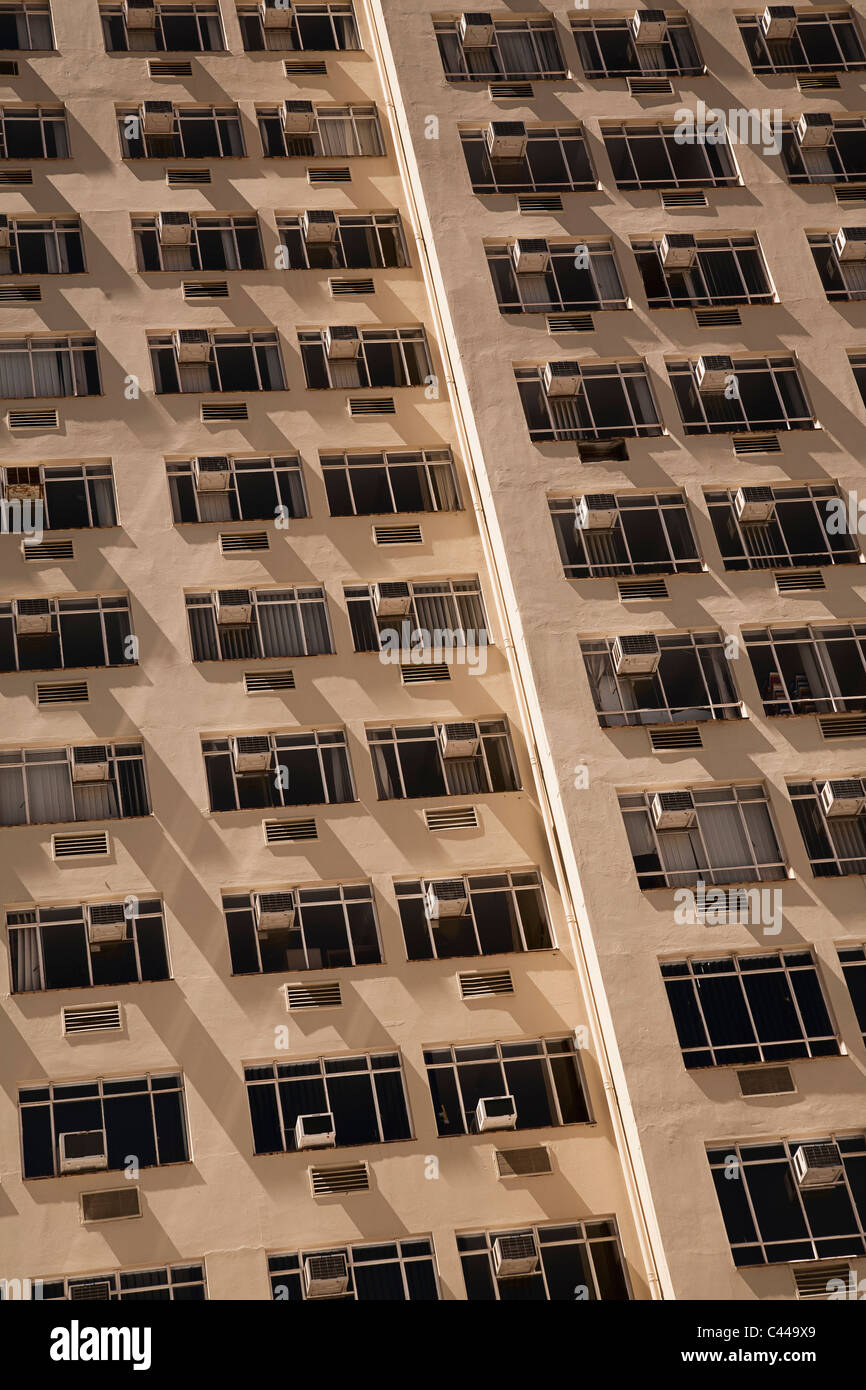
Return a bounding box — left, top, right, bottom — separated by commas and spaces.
0, 216, 85, 275
185, 585, 334, 663
601, 121, 739, 190
0, 104, 68, 159
167, 454, 307, 525
515, 360, 663, 442
457, 1219, 631, 1301
667, 355, 814, 435
549, 491, 703, 580
580, 630, 742, 728
434, 16, 567, 82
0, 592, 133, 673
0, 334, 101, 399
244, 1050, 412, 1154
459, 125, 597, 195
395, 869, 554, 963
1, 462, 118, 530
101, 3, 225, 52
781, 118, 866, 185
321, 448, 461, 516
238, 2, 360, 53
267, 1238, 438, 1302
633, 235, 774, 309
737, 9, 866, 75
789, 778, 866, 877
117, 104, 245, 160
366, 719, 520, 801
485, 239, 627, 314
743, 622, 866, 718
257, 102, 384, 159
132, 214, 263, 273
299, 326, 432, 390
423, 1036, 591, 1138
345, 577, 489, 654
572, 14, 703, 79
0, 3, 54, 51
148, 329, 286, 394
275, 212, 408, 270
7, 897, 171, 995
202, 728, 355, 813
0, 741, 150, 828
222, 881, 382, 976
36, 1262, 207, 1302
705, 483, 861, 571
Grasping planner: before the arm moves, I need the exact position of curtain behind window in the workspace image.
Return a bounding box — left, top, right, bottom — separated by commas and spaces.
27, 762, 74, 823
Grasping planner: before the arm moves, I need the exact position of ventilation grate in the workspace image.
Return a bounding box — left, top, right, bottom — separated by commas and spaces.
166, 167, 211, 186
80, 1187, 141, 1223
401, 662, 450, 684
488, 80, 534, 98
733, 433, 780, 455
793, 1262, 851, 1300
330, 277, 375, 296
0, 60, 19, 76
69, 1281, 113, 1301
309, 1161, 369, 1196
495, 1146, 552, 1178
374, 523, 422, 545
245, 669, 295, 693
183, 280, 229, 300
0, 284, 41, 302
52, 831, 110, 859
348, 396, 395, 416
649, 725, 703, 751
148, 60, 193, 77
661, 189, 708, 209
36, 680, 89, 707
627, 75, 674, 94
547, 312, 593, 333
307, 165, 351, 184
517, 194, 562, 213
219, 530, 269, 553
0, 169, 32, 185
835, 185, 866, 205
284, 59, 328, 77
775, 569, 825, 593
798, 74, 841, 91
425, 805, 478, 831
458, 969, 514, 998
264, 817, 317, 843
737, 1065, 794, 1097
285, 980, 342, 1010
694, 306, 741, 328
7, 408, 58, 430
617, 577, 669, 601
23, 537, 74, 561
62, 1002, 123, 1036
819, 713, 866, 739
201, 400, 247, 422
577, 438, 628, 463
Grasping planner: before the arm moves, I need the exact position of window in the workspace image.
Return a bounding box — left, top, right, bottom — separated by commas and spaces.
744, 624, 866, 717
0, 742, 150, 827
839, 947, 866, 1044
0, 105, 68, 158
549, 492, 703, 579
708, 1135, 866, 1267
667, 356, 813, 434
186, 587, 332, 662
486, 240, 626, 314
299, 326, 431, 389
268, 1240, 437, 1302
239, 2, 360, 52
0, 4, 53, 50
458, 1221, 630, 1301
0, 217, 84, 275
168, 455, 306, 525
808, 232, 866, 301
634, 236, 774, 309
37, 1264, 206, 1302
133, 215, 263, 272
1, 463, 117, 529
346, 578, 487, 653
661, 951, 839, 1069
149, 330, 285, 394
8, 898, 170, 994
0, 335, 100, 398
19, 1072, 188, 1180
424, 1037, 589, 1137
602, 123, 738, 189
101, 3, 224, 51
322, 448, 460, 516
0, 594, 133, 672
849, 352, 866, 408
460, 125, 596, 194
781, 118, 866, 184
396, 869, 553, 962
244, 1051, 411, 1153
581, 631, 741, 728
789, 778, 866, 877
434, 16, 566, 81
258, 103, 383, 158
203, 729, 354, 812
516, 360, 662, 442
572, 13, 702, 78
367, 720, 519, 800
737, 9, 866, 74
706, 484, 860, 571
224, 882, 381, 975
619, 784, 787, 890
276, 213, 407, 270
118, 105, 244, 159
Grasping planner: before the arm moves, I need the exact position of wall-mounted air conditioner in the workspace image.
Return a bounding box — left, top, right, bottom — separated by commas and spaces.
157, 211, 193, 247
660, 232, 696, 270
261, 0, 293, 29
0, 215, 11, 249
631, 8, 667, 45
215, 589, 253, 625
459, 11, 494, 47
819, 778, 865, 818
796, 112, 833, 148
302, 210, 338, 243
486, 121, 526, 160
59, 1131, 108, 1175
834, 227, 866, 262
761, 6, 798, 41
543, 360, 582, 397
174, 329, 212, 364
373, 581, 411, 617
193, 455, 231, 491
295, 1112, 336, 1149
304, 1253, 348, 1298
231, 735, 272, 773
476, 1095, 517, 1132
493, 1233, 539, 1277
439, 722, 480, 758
695, 354, 733, 393
612, 634, 661, 677
283, 100, 316, 136
253, 890, 296, 931
792, 1142, 844, 1188
324, 325, 360, 360
734, 486, 775, 524
424, 878, 468, 920
511, 239, 549, 274
86, 903, 131, 947
141, 101, 174, 136
576, 493, 618, 531
15, 598, 53, 636
124, 0, 156, 29
651, 790, 695, 830
72, 746, 110, 783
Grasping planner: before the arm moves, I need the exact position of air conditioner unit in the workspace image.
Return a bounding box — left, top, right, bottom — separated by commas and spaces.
819, 778, 865, 818
761, 6, 798, 41
543, 360, 582, 398
193, 455, 231, 492
59, 1131, 108, 1175
140, 101, 174, 136
511, 239, 549, 274
486, 121, 527, 160
0, 214, 11, 249
734, 486, 775, 524
834, 226, 866, 262
283, 100, 316, 136
651, 790, 695, 830
261, 0, 294, 29
695, 354, 733, 394
660, 232, 697, 270
373, 581, 411, 618
69, 1281, 113, 1301
459, 11, 494, 47
302, 209, 338, 243
792, 1142, 844, 1188
253, 890, 296, 931
439, 721, 480, 758
157, 211, 193, 247
15, 598, 53, 636
86, 903, 131, 947
174, 329, 212, 364
72, 746, 110, 783
324, 325, 360, 360
493, 1233, 539, 1278
576, 493, 618, 531
304, 1253, 349, 1298
612, 634, 661, 677
631, 9, 667, 45
124, 0, 156, 29
231, 734, 272, 773
215, 589, 253, 625
796, 112, 833, 148
424, 878, 468, 920
295, 1112, 336, 1149
476, 1095, 518, 1133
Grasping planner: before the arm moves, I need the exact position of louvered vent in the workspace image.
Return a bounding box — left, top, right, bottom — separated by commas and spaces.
488, 80, 534, 98
149, 60, 193, 77
401, 663, 450, 684
7, 409, 59, 430
36, 680, 89, 707
424, 806, 478, 831
69, 1281, 113, 1301
661, 190, 709, 209
284, 59, 328, 76
0, 169, 33, 185
373, 524, 422, 545
183, 281, 229, 300
62, 1002, 123, 1036
52, 831, 110, 859
695, 886, 765, 921
799, 73, 841, 91
307, 166, 351, 184
458, 969, 514, 998
775, 569, 825, 593
166, 167, 211, 186
219, 530, 269, 553
694, 307, 741, 328
80, 1187, 141, 1223
0, 284, 41, 302
0, 60, 19, 76
649, 725, 703, 751
264, 817, 318, 843
737, 1065, 794, 1097
819, 714, 866, 739
793, 1262, 851, 1300
285, 980, 342, 1010
627, 75, 674, 94
23, 538, 74, 561
201, 400, 247, 421
733, 433, 781, 455
309, 1161, 369, 1196
348, 396, 395, 416
245, 669, 295, 693
517, 194, 563, 213
835, 185, 866, 205
495, 1146, 552, 1178
617, 577, 669, 600
330, 277, 375, 296
547, 312, 593, 333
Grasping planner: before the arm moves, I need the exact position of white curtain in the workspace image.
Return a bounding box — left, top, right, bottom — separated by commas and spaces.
593, 253, 624, 304
197, 492, 232, 522
178, 363, 211, 393
329, 360, 362, 388
162, 246, 194, 272
497, 31, 539, 77
10, 928, 41, 992
0, 766, 26, 824
842, 261, 866, 295
0, 349, 34, 397
430, 463, 459, 510
27, 763, 74, 824
802, 148, 835, 180
518, 271, 554, 309
73, 782, 119, 821
317, 117, 354, 157
444, 757, 486, 795
258, 601, 304, 657
636, 43, 665, 71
